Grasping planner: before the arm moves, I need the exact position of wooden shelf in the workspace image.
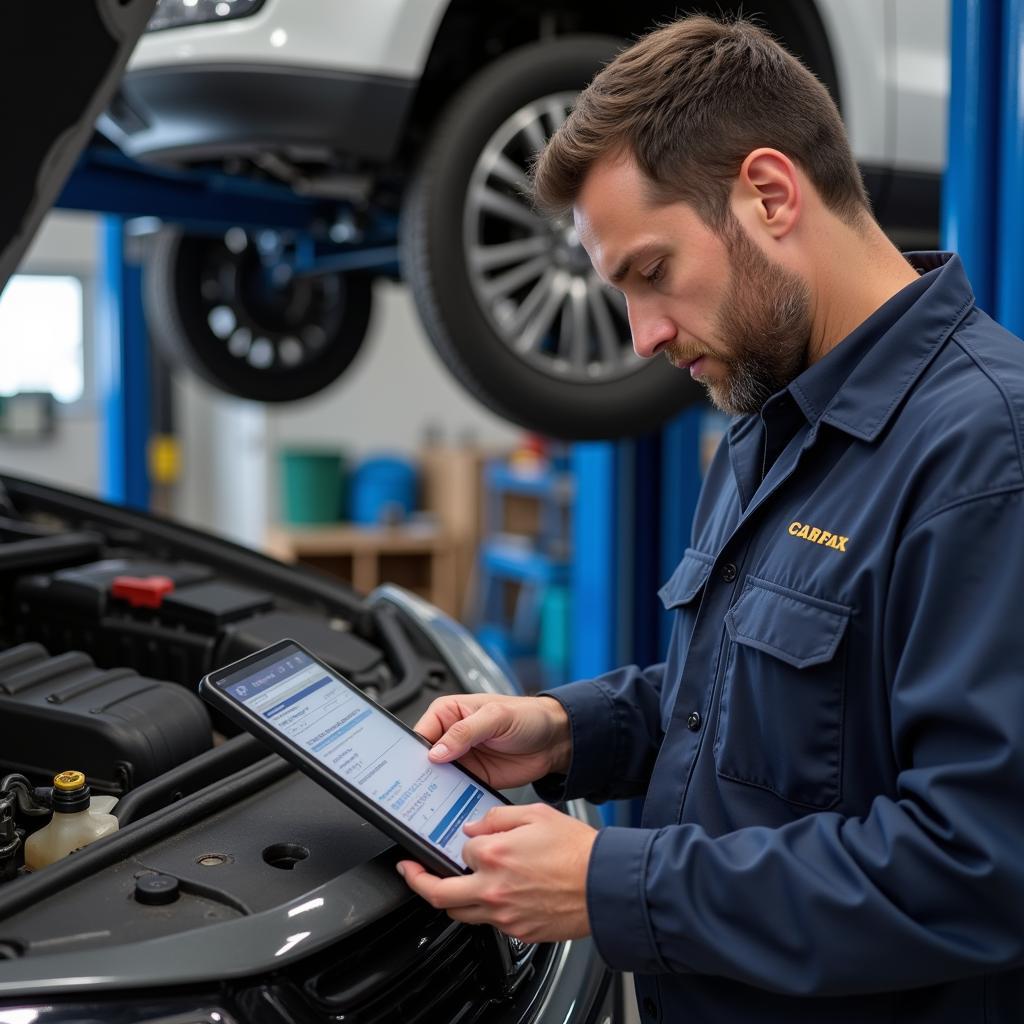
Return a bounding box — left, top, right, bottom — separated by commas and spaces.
265, 523, 459, 617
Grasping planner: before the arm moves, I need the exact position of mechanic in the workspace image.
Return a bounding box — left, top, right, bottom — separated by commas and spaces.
396, 15, 1024, 1022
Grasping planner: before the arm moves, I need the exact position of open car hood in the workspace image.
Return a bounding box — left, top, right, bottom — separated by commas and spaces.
0, 0, 156, 291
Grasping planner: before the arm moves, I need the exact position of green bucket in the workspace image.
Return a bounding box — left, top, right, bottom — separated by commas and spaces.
280, 449, 346, 524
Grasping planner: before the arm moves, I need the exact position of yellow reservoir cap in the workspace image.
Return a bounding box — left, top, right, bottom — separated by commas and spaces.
53, 770, 86, 791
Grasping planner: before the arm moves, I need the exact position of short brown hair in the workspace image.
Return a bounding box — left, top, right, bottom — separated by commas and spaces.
533, 15, 870, 229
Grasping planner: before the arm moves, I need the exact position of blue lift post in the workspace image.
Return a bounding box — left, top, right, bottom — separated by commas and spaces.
570, 415, 703, 681
570, 418, 703, 678
944, 0, 1024, 338
569, 413, 704, 827
95, 218, 149, 509
658, 409, 704, 653
996, 0, 1024, 337
943, 0, 1000, 311
570, 441, 622, 826
570, 442, 620, 683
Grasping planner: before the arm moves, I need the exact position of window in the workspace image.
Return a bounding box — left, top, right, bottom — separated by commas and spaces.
0, 275, 85, 403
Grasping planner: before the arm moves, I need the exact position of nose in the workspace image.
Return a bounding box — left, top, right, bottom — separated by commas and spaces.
628, 302, 676, 359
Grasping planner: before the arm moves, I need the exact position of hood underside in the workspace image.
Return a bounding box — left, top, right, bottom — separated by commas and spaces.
1, 0, 156, 291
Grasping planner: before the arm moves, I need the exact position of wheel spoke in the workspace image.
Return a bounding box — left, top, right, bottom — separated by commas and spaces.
517, 273, 570, 353
558, 279, 589, 370
461, 90, 648, 384
473, 184, 545, 232
483, 254, 551, 302
586, 276, 624, 365
302, 324, 327, 351
544, 99, 570, 135
486, 151, 533, 196
471, 236, 551, 273
518, 114, 547, 154
227, 327, 252, 359
248, 337, 274, 369
507, 268, 557, 334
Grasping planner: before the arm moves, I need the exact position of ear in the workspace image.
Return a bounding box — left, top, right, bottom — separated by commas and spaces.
733, 148, 800, 239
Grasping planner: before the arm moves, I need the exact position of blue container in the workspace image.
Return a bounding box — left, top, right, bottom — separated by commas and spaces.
350, 456, 418, 525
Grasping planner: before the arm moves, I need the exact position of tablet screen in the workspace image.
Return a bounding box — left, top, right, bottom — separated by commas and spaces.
218, 647, 504, 870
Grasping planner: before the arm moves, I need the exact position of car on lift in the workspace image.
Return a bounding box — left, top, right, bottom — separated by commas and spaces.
103, 0, 949, 439
0, 3, 616, 1020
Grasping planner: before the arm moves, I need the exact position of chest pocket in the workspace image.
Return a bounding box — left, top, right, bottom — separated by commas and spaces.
657, 548, 715, 730
714, 577, 850, 810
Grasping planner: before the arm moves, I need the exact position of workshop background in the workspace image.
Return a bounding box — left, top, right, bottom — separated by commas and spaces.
1, 0, 953, 698
4, 0, 1006, 1017
0, 0, 961, 836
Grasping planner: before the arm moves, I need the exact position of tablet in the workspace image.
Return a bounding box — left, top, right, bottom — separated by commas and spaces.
199, 638, 510, 877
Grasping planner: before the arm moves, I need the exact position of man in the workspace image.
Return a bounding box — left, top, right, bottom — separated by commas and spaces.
396, 15, 1024, 1022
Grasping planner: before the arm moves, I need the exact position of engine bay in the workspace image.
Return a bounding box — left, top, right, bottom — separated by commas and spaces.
0, 475, 617, 1024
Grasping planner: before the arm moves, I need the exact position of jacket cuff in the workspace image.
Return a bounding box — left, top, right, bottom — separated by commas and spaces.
586, 825, 666, 973
532, 681, 616, 803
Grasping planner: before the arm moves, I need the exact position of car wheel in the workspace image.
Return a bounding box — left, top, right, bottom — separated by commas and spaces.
401, 36, 705, 440
144, 228, 373, 403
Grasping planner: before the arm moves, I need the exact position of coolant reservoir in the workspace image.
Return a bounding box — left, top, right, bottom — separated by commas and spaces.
24, 771, 118, 871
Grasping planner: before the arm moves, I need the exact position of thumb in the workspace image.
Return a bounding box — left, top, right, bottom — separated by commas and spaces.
429, 703, 508, 762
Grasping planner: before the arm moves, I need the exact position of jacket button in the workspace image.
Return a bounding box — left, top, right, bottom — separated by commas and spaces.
721, 562, 737, 582
642, 996, 658, 1019
687, 711, 701, 731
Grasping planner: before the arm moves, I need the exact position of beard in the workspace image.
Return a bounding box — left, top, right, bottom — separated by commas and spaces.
667, 217, 812, 416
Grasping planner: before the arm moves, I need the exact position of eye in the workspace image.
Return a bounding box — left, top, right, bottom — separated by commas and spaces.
643, 261, 665, 285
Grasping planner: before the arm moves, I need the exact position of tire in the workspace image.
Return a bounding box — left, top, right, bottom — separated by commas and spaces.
144, 228, 373, 403
401, 36, 706, 440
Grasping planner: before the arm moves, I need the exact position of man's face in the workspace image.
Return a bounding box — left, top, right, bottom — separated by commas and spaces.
574, 154, 812, 415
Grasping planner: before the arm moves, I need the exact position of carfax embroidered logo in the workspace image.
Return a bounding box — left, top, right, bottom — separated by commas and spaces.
788, 522, 848, 551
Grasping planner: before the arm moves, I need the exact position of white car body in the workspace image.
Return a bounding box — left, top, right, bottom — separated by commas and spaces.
130, 0, 450, 78
127, 0, 950, 176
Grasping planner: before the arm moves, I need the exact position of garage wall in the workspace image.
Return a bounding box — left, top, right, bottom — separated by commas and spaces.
263, 278, 521, 524
0, 211, 102, 495
173, 376, 270, 546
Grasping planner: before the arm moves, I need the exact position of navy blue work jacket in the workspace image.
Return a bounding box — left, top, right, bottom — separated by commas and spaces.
539, 253, 1024, 1022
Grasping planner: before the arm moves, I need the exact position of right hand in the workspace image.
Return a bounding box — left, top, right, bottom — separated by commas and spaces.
412, 693, 571, 790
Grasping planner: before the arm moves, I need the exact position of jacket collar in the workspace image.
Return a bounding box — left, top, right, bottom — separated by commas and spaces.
809, 252, 976, 442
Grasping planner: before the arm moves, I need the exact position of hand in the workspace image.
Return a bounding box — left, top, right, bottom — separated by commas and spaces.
412, 693, 571, 790
397, 802, 597, 943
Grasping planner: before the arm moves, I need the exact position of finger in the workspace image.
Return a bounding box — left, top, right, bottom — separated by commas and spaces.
412, 696, 462, 744
431, 702, 510, 761
412, 720, 441, 743
396, 860, 482, 909
463, 803, 538, 836
417, 695, 494, 749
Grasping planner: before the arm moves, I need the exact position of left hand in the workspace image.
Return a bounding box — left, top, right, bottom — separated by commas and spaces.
396, 802, 598, 944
